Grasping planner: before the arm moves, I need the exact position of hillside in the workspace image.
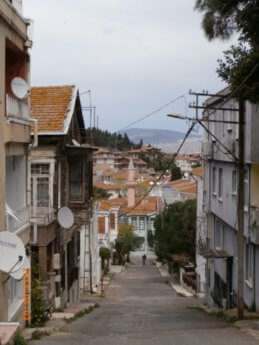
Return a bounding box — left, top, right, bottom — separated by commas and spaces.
120, 128, 202, 153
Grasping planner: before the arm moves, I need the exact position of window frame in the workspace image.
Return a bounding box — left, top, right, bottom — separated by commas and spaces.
218, 168, 223, 200
212, 167, 217, 195
30, 160, 55, 216
68, 159, 84, 202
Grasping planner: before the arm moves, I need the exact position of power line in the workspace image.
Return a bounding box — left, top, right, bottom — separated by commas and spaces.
117, 94, 186, 133
205, 62, 259, 119
119, 122, 196, 217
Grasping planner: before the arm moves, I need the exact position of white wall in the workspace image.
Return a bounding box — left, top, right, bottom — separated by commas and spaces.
5, 155, 26, 210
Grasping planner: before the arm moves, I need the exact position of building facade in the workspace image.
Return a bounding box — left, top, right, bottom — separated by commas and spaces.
30, 85, 100, 307
202, 87, 259, 310
0, 0, 32, 323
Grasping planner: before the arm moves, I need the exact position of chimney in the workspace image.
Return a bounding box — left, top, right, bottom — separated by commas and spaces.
127, 157, 136, 207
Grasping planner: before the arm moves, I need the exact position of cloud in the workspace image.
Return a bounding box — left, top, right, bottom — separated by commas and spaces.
23, 0, 232, 133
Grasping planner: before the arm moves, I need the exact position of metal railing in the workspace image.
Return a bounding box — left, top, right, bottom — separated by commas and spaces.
31, 210, 56, 226
6, 94, 29, 121
6, 204, 30, 233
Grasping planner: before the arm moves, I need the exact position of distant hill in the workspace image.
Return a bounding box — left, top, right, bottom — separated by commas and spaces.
120, 128, 202, 153
120, 128, 200, 144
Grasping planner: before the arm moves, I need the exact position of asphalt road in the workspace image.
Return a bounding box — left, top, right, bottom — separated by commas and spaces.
32, 261, 258, 345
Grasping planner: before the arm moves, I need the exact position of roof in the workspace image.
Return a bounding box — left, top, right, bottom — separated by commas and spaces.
98, 195, 163, 216
191, 166, 204, 177
166, 178, 197, 197
30, 85, 77, 135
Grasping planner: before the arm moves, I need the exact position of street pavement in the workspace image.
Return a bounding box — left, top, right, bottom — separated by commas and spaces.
32, 261, 258, 345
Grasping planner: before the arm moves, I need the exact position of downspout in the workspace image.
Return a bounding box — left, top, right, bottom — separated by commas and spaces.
29, 118, 38, 149
28, 119, 38, 244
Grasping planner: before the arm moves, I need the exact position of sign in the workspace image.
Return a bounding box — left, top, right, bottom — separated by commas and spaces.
23, 268, 31, 322
0, 231, 25, 273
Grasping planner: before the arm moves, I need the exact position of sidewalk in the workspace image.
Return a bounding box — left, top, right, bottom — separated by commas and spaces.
155, 261, 195, 298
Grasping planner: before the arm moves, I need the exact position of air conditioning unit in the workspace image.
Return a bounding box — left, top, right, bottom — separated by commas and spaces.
250, 206, 259, 244
54, 275, 61, 283
53, 254, 61, 270
201, 142, 212, 158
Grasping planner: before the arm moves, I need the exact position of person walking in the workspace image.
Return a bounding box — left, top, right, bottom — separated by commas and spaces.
142, 254, 147, 265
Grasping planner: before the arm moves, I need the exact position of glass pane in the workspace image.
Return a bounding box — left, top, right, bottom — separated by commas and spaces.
37, 177, 49, 207
69, 161, 83, 201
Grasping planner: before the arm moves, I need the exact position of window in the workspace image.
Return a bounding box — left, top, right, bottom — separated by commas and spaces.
98, 217, 105, 234
69, 161, 83, 201
8, 278, 22, 307
150, 218, 155, 230
212, 167, 217, 194
139, 217, 145, 230
131, 217, 137, 230
232, 170, 237, 195
246, 243, 254, 284
244, 167, 249, 208
215, 219, 223, 249
31, 163, 52, 214
218, 168, 223, 199
110, 213, 115, 229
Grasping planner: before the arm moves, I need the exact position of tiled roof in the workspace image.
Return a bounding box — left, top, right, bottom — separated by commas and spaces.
98, 196, 163, 215
192, 166, 204, 177
30, 85, 76, 134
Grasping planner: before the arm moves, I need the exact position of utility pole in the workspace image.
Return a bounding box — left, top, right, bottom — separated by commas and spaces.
237, 98, 245, 320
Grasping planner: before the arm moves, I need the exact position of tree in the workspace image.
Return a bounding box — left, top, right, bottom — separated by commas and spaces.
170, 163, 182, 181
154, 199, 196, 263
93, 186, 111, 200
115, 224, 143, 264
99, 247, 111, 273
195, 0, 259, 102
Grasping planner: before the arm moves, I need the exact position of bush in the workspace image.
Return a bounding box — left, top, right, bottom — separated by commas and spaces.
14, 334, 29, 345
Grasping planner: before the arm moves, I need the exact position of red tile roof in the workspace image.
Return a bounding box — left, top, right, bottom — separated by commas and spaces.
30, 85, 76, 133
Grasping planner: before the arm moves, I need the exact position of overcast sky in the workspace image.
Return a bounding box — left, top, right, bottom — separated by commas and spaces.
23, 0, 232, 134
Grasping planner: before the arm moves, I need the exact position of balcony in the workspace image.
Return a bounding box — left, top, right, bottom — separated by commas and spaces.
6, 205, 30, 234
31, 210, 56, 226
6, 94, 29, 122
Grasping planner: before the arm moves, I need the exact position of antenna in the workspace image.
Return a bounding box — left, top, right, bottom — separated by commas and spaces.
57, 207, 74, 229
11, 77, 29, 99
0, 232, 25, 274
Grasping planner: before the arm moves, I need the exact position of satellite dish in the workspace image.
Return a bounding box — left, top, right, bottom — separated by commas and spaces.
10, 256, 30, 281
11, 77, 29, 99
0, 232, 25, 273
184, 172, 189, 178
57, 207, 74, 229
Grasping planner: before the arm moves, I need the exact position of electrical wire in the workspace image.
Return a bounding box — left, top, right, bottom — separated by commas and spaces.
205, 62, 259, 120
118, 122, 196, 217
116, 94, 186, 133
198, 120, 238, 162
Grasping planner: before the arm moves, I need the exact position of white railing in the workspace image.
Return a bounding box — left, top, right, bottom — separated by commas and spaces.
6, 94, 29, 121
31, 210, 56, 226
6, 205, 30, 233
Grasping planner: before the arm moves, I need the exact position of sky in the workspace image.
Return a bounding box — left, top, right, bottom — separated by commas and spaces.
23, 0, 233, 134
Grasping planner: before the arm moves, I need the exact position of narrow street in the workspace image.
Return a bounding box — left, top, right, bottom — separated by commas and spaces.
32, 262, 258, 345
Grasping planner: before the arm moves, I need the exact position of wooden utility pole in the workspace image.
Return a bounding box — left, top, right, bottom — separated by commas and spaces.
237, 98, 245, 320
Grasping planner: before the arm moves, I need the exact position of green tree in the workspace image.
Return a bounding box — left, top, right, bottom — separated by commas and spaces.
99, 247, 111, 273
170, 163, 182, 181
93, 186, 111, 200
195, 0, 259, 102
31, 253, 49, 327
154, 199, 196, 263
115, 224, 143, 264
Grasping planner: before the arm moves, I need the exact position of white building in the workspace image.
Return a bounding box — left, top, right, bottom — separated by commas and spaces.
202, 86, 259, 310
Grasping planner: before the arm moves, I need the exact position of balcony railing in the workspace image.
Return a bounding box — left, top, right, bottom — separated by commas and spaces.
6, 94, 29, 121
6, 205, 30, 233
31, 210, 56, 226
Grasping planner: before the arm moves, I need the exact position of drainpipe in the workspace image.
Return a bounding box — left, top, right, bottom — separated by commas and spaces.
29, 118, 38, 149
